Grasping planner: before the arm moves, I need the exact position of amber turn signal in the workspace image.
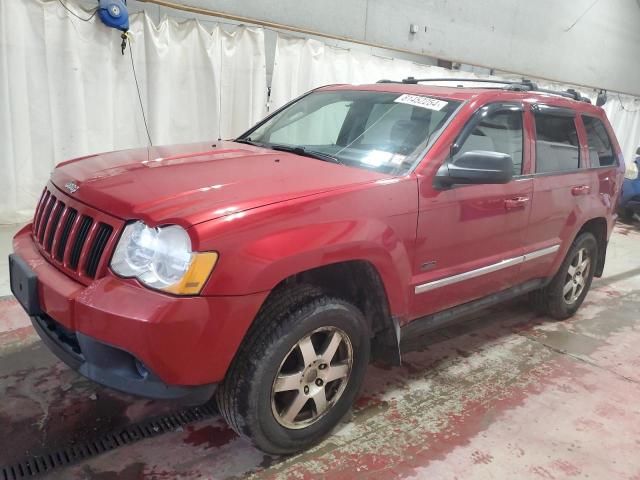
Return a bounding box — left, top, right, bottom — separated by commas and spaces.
162, 252, 219, 295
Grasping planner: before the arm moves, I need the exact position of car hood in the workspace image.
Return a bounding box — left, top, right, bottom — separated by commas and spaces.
50, 141, 388, 226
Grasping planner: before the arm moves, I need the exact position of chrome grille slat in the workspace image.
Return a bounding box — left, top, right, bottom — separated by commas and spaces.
56, 208, 77, 261
69, 216, 93, 271
33, 189, 48, 234
85, 224, 113, 278
45, 201, 65, 252
38, 196, 56, 243
35, 191, 52, 239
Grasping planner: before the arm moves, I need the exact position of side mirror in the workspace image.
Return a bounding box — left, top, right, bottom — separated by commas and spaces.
436, 151, 513, 187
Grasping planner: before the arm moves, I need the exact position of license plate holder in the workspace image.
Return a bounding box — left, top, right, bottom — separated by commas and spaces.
9, 254, 42, 316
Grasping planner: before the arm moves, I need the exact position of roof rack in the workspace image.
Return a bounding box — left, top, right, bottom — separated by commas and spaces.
376, 77, 592, 104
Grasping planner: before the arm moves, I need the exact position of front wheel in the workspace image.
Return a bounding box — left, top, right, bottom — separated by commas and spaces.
530, 232, 598, 320
216, 285, 370, 454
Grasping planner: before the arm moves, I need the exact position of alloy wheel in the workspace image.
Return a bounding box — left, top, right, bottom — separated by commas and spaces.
563, 247, 591, 304
271, 326, 353, 429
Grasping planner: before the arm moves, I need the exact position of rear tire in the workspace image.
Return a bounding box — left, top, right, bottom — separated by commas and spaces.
216, 284, 370, 454
618, 207, 634, 223
530, 232, 598, 320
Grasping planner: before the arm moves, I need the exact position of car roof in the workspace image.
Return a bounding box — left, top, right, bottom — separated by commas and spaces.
318, 83, 605, 116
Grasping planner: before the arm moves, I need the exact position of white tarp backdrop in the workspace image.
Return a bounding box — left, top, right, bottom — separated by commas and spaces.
270, 35, 640, 166
604, 95, 640, 166
269, 36, 481, 111
0, 0, 267, 223
2, 3, 640, 223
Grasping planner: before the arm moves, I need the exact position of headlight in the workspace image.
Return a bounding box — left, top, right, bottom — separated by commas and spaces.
111, 221, 218, 295
625, 161, 639, 180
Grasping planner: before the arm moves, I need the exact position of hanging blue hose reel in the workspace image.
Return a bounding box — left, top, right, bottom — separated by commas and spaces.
98, 0, 129, 32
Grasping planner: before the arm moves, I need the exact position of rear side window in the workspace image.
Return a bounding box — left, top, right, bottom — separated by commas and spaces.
454, 110, 524, 175
582, 116, 616, 167
534, 114, 580, 173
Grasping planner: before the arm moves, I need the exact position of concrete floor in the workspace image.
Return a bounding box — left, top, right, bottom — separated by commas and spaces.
1, 221, 640, 479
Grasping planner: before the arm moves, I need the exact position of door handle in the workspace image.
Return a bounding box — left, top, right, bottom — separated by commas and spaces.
504, 196, 530, 210
571, 185, 591, 196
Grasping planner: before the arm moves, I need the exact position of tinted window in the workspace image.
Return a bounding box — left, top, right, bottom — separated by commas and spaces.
582, 116, 616, 167
534, 113, 580, 173
454, 110, 524, 175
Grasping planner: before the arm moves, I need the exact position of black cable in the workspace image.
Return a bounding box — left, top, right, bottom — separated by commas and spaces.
128, 40, 154, 146
617, 94, 640, 113
57, 0, 98, 22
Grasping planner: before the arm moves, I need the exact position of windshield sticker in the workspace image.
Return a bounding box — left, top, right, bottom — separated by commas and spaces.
394, 94, 448, 111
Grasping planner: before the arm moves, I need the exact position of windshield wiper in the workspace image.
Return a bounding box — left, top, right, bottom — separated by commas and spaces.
235, 139, 342, 165
234, 138, 263, 147
268, 144, 342, 165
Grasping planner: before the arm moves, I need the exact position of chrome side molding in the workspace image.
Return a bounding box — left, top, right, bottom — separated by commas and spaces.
414, 244, 560, 295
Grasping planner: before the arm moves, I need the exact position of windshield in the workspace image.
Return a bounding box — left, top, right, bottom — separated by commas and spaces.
239, 90, 462, 174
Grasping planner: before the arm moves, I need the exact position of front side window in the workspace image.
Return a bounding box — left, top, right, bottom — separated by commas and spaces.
582, 115, 616, 167
241, 91, 461, 174
453, 109, 524, 175
534, 113, 581, 173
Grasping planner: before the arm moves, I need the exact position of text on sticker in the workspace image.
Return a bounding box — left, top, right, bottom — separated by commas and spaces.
394, 94, 448, 111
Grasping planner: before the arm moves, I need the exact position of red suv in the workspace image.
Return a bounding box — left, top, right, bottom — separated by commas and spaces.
9, 78, 624, 453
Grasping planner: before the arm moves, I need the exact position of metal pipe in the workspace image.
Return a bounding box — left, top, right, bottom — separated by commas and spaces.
138, 0, 633, 97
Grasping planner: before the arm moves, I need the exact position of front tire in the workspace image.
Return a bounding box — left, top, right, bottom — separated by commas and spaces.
216, 285, 370, 454
530, 232, 598, 320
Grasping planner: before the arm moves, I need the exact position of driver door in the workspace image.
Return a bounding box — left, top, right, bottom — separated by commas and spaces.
410, 102, 533, 319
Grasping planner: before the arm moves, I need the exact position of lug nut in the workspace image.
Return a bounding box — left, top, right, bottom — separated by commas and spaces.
318, 363, 327, 370
304, 385, 310, 394
315, 378, 324, 386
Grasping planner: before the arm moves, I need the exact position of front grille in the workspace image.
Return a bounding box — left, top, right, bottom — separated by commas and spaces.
32, 186, 121, 282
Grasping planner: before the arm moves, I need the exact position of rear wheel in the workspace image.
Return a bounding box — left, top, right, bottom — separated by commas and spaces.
216, 285, 369, 454
530, 232, 598, 320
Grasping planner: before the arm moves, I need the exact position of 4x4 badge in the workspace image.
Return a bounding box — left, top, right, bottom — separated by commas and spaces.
64, 181, 79, 194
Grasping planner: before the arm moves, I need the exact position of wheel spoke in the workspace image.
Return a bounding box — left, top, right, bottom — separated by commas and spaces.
577, 249, 583, 265
571, 283, 578, 301
576, 275, 585, 287
324, 363, 349, 383
321, 331, 343, 363
563, 281, 574, 296
580, 258, 590, 273
311, 388, 328, 415
298, 336, 317, 366
274, 372, 302, 392
283, 391, 308, 423
567, 264, 577, 276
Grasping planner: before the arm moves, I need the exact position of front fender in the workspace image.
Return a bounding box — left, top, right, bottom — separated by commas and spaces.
248, 222, 410, 314
191, 179, 418, 318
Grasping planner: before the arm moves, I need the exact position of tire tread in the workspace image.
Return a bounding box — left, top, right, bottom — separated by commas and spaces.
216, 284, 336, 448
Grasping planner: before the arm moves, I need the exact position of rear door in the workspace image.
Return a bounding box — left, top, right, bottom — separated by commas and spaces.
411, 102, 533, 318
519, 105, 592, 281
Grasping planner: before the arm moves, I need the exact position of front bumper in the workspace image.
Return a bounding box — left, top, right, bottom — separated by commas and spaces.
11, 225, 269, 401
31, 312, 215, 403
